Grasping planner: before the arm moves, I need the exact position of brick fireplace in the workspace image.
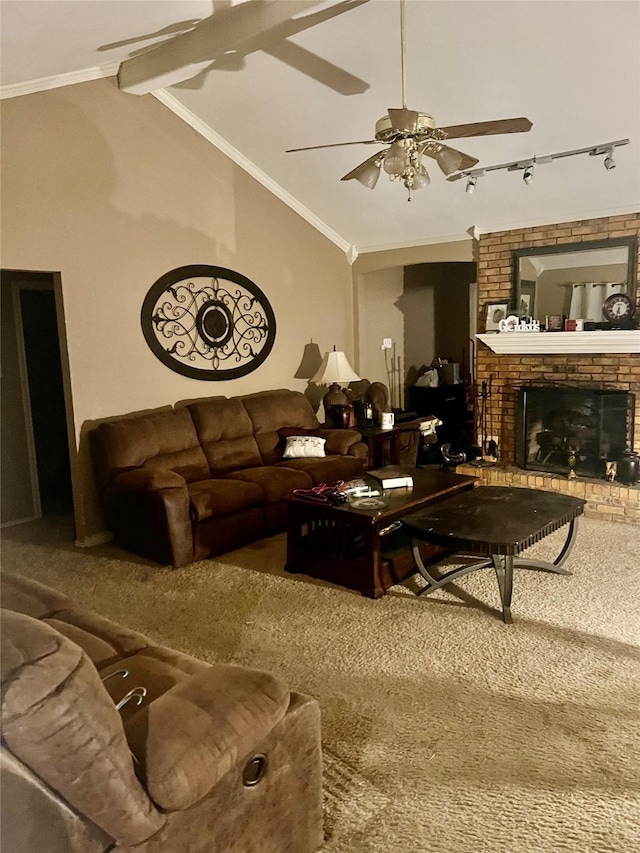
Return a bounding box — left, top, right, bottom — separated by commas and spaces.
458, 212, 640, 525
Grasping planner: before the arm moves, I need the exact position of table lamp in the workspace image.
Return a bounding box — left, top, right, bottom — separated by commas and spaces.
311, 347, 360, 424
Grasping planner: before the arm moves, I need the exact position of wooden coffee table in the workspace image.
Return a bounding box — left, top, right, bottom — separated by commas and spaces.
285, 467, 477, 598
402, 486, 586, 623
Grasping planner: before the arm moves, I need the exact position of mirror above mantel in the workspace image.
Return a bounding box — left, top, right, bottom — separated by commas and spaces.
512, 237, 637, 325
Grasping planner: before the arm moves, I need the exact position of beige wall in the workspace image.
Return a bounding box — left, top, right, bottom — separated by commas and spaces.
355, 267, 405, 405
1, 78, 354, 541
354, 242, 475, 407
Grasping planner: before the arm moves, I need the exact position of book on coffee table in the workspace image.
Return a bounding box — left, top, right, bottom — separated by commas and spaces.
366, 466, 414, 489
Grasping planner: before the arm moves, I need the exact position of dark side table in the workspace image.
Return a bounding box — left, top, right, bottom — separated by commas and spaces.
402, 486, 586, 624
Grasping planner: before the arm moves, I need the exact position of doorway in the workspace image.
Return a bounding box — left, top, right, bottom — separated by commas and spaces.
1, 270, 74, 525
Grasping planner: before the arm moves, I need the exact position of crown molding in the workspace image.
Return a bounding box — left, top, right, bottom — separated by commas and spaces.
152, 89, 353, 259
356, 232, 472, 255
0, 64, 119, 100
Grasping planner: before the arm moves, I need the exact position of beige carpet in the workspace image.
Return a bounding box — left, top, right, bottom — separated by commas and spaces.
2, 516, 639, 853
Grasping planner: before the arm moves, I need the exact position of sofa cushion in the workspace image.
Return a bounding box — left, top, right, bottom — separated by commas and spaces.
187, 478, 265, 523
241, 390, 320, 465
125, 664, 290, 811
188, 398, 263, 475
275, 454, 365, 484
226, 466, 312, 503
1, 610, 164, 846
95, 408, 209, 484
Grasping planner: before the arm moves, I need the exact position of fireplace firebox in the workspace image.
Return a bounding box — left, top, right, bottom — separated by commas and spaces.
515, 386, 634, 477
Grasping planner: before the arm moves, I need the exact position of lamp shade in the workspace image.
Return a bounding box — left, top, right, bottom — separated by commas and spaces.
311, 349, 360, 385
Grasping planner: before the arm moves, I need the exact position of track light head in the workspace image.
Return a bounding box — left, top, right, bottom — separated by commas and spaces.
604, 150, 616, 170
523, 165, 534, 185
465, 175, 478, 194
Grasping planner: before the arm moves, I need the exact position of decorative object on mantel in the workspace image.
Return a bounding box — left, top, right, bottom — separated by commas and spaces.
497, 315, 541, 333
602, 292, 636, 326
485, 302, 509, 332
286, 0, 533, 200
141, 265, 276, 380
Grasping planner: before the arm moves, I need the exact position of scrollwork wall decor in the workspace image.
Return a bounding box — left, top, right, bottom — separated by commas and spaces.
141, 265, 276, 380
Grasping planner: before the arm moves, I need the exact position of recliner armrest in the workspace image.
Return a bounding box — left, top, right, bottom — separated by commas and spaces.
105, 470, 192, 566
125, 664, 290, 811
113, 469, 187, 492
318, 428, 362, 455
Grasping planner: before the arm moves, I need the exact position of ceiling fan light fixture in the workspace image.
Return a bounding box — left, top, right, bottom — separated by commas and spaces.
383, 141, 408, 176
410, 165, 431, 190
434, 145, 464, 176
350, 160, 382, 189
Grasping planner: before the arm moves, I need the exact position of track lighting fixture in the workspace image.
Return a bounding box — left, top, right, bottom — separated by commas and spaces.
449, 138, 629, 190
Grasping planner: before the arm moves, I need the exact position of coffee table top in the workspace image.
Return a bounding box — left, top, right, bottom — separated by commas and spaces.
287, 466, 477, 523
402, 486, 586, 555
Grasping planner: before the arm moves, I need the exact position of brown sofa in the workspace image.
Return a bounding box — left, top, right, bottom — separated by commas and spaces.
92, 388, 367, 566
1, 572, 324, 853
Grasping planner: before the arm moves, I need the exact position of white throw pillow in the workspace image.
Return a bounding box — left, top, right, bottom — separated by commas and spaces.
282, 435, 326, 459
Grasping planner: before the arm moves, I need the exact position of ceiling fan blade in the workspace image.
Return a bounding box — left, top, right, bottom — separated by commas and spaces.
438, 117, 533, 139
387, 109, 420, 133
286, 139, 379, 153
423, 145, 479, 176
340, 150, 387, 188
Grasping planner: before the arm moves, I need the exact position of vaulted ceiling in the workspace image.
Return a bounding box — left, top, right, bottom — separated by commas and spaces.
2, 0, 639, 257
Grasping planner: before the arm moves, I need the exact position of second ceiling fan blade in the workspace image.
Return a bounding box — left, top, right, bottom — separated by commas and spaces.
438, 117, 533, 139
286, 139, 379, 153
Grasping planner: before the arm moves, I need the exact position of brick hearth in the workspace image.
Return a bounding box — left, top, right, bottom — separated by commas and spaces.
473, 212, 640, 523
456, 463, 639, 525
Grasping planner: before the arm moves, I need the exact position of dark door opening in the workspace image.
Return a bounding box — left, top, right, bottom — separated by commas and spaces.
19, 287, 73, 515
1, 271, 73, 523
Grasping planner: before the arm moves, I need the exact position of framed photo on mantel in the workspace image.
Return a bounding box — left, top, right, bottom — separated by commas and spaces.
546, 314, 564, 331
486, 302, 509, 332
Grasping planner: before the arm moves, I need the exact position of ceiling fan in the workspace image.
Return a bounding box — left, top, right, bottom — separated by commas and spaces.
286, 0, 533, 198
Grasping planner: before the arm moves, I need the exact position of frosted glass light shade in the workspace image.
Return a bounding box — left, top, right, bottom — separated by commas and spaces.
383, 141, 408, 176
435, 146, 464, 175
341, 152, 382, 189
411, 166, 431, 189
311, 350, 360, 385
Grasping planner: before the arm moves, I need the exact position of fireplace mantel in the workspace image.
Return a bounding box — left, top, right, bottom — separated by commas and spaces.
477, 330, 640, 354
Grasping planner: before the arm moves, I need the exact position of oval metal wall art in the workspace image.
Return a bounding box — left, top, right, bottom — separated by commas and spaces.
141, 265, 276, 380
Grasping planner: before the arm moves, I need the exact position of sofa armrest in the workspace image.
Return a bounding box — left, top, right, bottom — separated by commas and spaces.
318, 428, 362, 456
113, 469, 187, 492
105, 470, 192, 566
125, 664, 290, 811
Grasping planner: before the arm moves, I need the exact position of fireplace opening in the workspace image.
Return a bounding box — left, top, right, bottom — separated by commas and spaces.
515, 386, 634, 477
